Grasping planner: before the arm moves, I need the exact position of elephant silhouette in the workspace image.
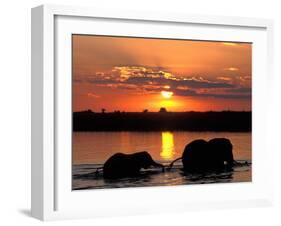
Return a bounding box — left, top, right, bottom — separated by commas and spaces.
169, 138, 234, 172
208, 138, 234, 170
103, 151, 164, 179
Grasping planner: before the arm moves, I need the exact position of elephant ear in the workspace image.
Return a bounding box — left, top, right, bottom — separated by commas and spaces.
132, 151, 152, 169
138, 151, 162, 169
143, 152, 156, 168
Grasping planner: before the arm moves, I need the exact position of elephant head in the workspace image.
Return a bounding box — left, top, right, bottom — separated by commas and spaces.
132, 151, 163, 169
208, 138, 234, 170
103, 151, 163, 179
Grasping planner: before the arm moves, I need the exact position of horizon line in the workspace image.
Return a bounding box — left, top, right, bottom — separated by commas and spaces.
74, 109, 252, 113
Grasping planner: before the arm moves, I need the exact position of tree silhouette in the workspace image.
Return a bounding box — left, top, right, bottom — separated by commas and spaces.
101, 108, 106, 114
159, 107, 167, 113
143, 109, 148, 113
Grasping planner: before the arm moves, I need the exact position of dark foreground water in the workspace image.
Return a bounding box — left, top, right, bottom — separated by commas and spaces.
72, 161, 251, 190
72, 131, 251, 190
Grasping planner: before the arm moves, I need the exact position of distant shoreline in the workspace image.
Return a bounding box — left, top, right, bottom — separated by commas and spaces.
73, 131, 252, 133
73, 110, 251, 132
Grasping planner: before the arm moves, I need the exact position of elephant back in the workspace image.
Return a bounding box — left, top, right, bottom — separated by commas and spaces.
182, 139, 209, 172
103, 153, 139, 179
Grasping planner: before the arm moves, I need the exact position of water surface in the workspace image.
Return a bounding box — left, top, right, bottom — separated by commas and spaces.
72, 131, 251, 190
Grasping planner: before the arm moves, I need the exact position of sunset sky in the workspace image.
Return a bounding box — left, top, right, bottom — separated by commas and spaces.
73, 35, 252, 112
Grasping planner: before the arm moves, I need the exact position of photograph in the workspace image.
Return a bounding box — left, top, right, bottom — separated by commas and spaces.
72, 35, 252, 190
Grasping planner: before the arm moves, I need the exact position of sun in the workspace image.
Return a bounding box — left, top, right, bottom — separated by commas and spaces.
161, 91, 173, 99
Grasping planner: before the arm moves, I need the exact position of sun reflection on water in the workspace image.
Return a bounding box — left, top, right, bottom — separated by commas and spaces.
161, 132, 175, 160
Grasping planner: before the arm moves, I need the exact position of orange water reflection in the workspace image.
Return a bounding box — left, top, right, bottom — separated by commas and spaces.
160, 132, 175, 160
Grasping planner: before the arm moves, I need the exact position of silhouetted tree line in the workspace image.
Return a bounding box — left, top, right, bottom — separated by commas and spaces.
73, 109, 251, 132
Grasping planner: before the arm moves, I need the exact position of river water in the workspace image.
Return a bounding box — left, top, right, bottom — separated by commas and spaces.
72, 131, 251, 190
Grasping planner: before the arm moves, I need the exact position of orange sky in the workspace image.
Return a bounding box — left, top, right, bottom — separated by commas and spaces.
73, 35, 252, 112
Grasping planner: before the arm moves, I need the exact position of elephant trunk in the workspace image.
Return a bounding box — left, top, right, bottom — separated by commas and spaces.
152, 161, 164, 168
168, 157, 182, 169
151, 161, 165, 172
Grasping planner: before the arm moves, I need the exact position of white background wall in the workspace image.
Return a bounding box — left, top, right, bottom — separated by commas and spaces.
0, 0, 280, 225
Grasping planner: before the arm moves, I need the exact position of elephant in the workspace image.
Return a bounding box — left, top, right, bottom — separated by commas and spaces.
103, 151, 164, 179
208, 138, 234, 170
169, 138, 234, 173
181, 139, 211, 172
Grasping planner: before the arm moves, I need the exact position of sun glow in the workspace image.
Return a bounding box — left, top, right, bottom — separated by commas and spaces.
161, 132, 175, 160
161, 91, 173, 99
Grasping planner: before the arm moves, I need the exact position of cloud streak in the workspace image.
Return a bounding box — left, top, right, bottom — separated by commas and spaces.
78, 66, 251, 100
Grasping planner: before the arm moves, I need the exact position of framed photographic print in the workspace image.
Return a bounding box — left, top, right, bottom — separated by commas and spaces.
31, 4, 274, 221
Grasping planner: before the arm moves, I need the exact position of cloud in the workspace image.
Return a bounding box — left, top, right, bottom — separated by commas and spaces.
225, 87, 251, 93
115, 66, 235, 88
177, 78, 234, 88
87, 93, 100, 98
174, 88, 251, 99
224, 67, 239, 71
217, 76, 232, 81
80, 66, 251, 100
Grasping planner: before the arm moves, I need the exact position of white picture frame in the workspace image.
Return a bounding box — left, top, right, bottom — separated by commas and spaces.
31, 4, 274, 221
